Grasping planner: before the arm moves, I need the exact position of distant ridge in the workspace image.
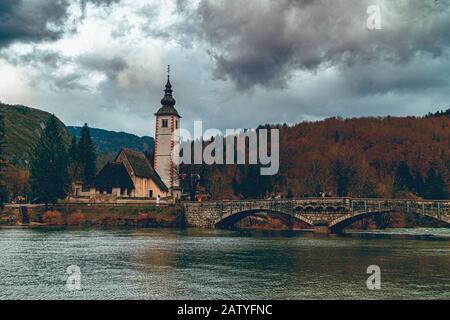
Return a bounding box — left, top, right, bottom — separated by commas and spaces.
67, 126, 154, 155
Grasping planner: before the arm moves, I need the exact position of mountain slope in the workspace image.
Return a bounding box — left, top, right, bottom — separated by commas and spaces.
67, 126, 154, 155
0, 103, 70, 167
0, 103, 154, 168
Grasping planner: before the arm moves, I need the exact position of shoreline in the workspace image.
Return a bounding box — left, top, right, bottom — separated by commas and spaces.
0, 203, 187, 229
1, 225, 449, 242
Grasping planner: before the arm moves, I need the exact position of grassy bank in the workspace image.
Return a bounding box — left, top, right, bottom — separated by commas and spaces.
0, 204, 186, 228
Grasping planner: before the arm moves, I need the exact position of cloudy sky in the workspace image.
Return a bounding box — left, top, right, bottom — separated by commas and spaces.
1, 0, 449, 136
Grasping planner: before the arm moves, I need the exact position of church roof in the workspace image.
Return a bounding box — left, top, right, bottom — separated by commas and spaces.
116, 148, 169, 192
155, 105, 181, 117
94, 162, 134, 190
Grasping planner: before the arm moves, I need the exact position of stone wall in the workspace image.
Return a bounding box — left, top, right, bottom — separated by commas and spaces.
184, 203, 222, 228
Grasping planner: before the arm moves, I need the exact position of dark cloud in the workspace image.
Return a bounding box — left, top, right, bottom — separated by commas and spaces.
0, 47, 68, 69
1, 0, 449, 136
0, 0, 120, 48
193, 0, 450, 89
52, 73, 88, 91
341, 57, 450, 95
78, 54, 128, 80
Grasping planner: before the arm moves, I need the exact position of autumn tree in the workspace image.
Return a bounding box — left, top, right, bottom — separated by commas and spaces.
4, 168, 29, 200
30, 115, 70, 205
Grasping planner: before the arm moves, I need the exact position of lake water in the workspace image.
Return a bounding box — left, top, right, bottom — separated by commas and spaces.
0, 227, 449, 300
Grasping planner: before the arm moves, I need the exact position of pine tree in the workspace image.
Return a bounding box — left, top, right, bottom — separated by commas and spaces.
393, 161, 413, 196
425, 167, 448, 200
287, 188, 294, 198
413, 171, 426, 198
314, 184, 322, 197
0, 108, 7, 208
78, 124, 97, 186
68, 136, 79, 163
231, 176, 239, 196
68, 136, 80, 181
30, 115, 70, 205
334, 160, 349, 197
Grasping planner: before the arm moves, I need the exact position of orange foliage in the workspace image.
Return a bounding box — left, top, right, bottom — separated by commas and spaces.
186, 115, 449, 199
43, 211, 64, 225
66, 211, 85, 226
4, 168, 29, 199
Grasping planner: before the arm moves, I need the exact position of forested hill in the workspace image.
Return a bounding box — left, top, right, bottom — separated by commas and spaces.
0, 103, 70, 167
194, 112, 450, 200
0, 103, 154, 167
67, 126, 154, 155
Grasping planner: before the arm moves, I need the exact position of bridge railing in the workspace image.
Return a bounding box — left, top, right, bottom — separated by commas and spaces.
349, 199, 449, 220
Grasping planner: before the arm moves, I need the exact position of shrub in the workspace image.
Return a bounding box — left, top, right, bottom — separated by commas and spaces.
43, 211, 64, 225
67, 211, 85, 226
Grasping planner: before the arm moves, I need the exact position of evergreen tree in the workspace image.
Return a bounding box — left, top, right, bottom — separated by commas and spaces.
425, 167, 448, 200
68, 136, 80, 181
78, 124, 97, 186
231, 176, 239, 196
393, 161, 413, 196
0, 108, 7, 208
334, 160, 349, 197
413, 171, 426, 198
30, 115, 70, 205
287, 188, 294, 199
314, 184, 322, 197
334, 130, 340, 143
68, 136, 79, 163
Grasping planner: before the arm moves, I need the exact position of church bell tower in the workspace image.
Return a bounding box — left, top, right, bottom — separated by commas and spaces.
154, 66, 181, 191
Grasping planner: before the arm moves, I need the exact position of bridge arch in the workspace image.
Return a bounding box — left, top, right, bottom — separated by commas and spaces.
215, 209, 314, 229
329, 210, 450, 232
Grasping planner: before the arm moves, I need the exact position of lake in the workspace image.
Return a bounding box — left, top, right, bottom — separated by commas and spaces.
0, 227, 449, 300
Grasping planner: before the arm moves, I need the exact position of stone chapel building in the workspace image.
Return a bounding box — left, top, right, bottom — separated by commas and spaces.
73, 72, 181, 201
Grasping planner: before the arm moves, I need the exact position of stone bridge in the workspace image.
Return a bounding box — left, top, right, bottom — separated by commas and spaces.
184, 198, 450, 232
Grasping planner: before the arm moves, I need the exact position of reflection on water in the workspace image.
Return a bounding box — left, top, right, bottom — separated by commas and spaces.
0, 227, 449, 300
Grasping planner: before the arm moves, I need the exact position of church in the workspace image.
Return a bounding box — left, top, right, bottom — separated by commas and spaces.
73, 71, 181, 201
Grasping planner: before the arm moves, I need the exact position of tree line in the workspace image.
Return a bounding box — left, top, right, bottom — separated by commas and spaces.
183, 114, 449, 200
1, 110, 448, 206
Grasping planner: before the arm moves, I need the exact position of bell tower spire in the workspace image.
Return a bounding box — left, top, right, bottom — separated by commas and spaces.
154, 66, 181, 196
165, 65, 172, 94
